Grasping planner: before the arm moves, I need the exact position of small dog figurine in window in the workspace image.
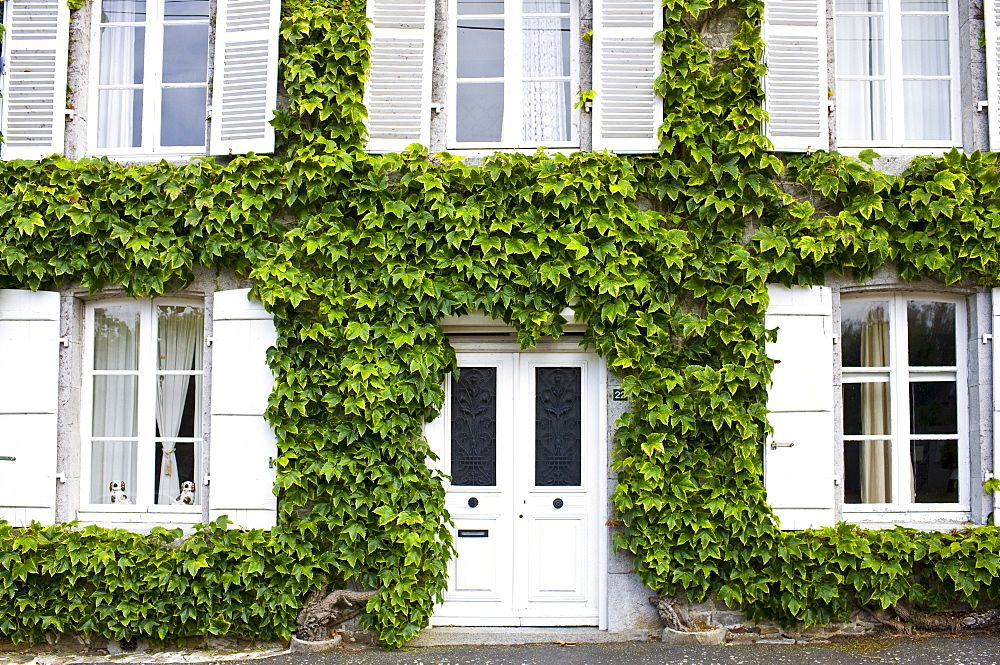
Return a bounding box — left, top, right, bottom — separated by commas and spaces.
175, 480, 196, 505
109, 480, 131, 504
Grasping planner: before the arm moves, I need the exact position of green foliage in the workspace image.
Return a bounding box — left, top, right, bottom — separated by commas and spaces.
0, 0, 999, 650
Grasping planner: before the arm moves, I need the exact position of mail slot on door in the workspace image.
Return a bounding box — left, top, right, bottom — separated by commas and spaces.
457, 529, 489, 538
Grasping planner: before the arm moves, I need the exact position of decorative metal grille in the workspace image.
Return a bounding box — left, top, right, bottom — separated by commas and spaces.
450, 367, 497, 486
535, 367, 582, 486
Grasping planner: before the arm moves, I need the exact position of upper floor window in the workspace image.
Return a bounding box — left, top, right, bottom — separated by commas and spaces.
840, 294, 968, 515
0, 0, 280, 160
92, 0, 211, 154
364, 0, 663, 154
450, 0, 578, 148
834, 0, 959, 147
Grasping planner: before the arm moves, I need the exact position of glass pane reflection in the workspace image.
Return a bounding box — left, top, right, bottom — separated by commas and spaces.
844, 439, 892, 503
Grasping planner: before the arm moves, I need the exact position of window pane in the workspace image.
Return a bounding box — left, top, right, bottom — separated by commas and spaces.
93, 305, 140, 369
535, 367, 581, 486
100, 26, 145, 84
90, 441, 137, 504
841, 300, 890, 367
837, 80, 887, 142
844, 439, 892, 503
903, 80, 951, 141
836, 16, 884, 76
524, 0, 569, 11
901, 16, 949, 76
843, 382, 891, 436
523, 81, 571, 143
162, 25, 209, 83
102, 0, 146, 23
93, 376, 139, 437
456, 82, 504, 141
157, 375, 202, 438
157, 305, 204, 371
523, 17, 570, 77
900, 0, 948, 11
163, 0, 210, 19
450, 368, 497, 486
910, 381, 957, 434
458, 0, 503, 14
160, 87, 208, 146
457, 19, 504, 77
911, 439, 958, 503
154, 441, 199, 505
836, 0, 882, 10
98, 89, 144, 148
907, 300, 955, 366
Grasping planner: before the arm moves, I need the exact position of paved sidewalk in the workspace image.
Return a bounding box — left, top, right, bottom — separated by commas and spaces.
254, 635, 1000, 665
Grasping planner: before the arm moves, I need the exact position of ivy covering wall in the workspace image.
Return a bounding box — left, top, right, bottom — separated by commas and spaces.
1, 0, 1000, 649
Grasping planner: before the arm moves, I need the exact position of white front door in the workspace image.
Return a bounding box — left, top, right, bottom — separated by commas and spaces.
426, 351, 603, 626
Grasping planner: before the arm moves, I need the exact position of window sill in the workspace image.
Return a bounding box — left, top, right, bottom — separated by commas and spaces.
848, 521, 979, 532
833, 146, 961, 158
85, 154, 214, 166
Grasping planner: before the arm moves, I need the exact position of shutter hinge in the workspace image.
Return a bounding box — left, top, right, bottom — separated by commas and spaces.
206, 336, 214, 347
977, 101, 989, 113
203, 475, 211, 486
65, 108, 76, 121
832, 333, 840, 344
0, 55, 5, 76
429, 103, 442, 114
268, 456, 275, 469
584, 101, 593, 113
55, 472, 67, 484
207, 108, 212, 118
59, 336, 70, 348
983, 333, 993, 344
986, 471, 995, 482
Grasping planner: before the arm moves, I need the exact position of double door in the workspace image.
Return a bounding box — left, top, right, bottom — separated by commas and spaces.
425, 352, 602, 626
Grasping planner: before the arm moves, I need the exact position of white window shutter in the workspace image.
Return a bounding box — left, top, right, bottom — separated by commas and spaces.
363, 0, 435, 152
209, 0, 281, 155
762, 0, 829, 152
209, 289, 278, 529
764, 285, 836, 529
0, 290, 60, 526
591, 0, 663, 153
0, 0, 69, 160
986, 0, 1000, 150
991, 289, 1000, 500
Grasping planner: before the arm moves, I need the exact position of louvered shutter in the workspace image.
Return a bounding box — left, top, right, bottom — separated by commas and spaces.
209, 289, 277, 529
0, 290, 60, 526
363, 0, 435, 152
764, 285, 836, 530
209, 0, 281, 155
591, 0, 663, 153
762, 0, 829, 152
0, 0, 69, 159
986, 0, 1000, 150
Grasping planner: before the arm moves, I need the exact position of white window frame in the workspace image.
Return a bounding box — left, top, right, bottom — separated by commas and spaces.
87, 0, 210, 157
840, 292, 970, 522
79, 297, 205, 520
833, 0, 961, 150
446, 0, 581, 150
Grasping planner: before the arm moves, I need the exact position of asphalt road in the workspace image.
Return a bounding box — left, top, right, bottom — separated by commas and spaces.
249, 634, 1000, 665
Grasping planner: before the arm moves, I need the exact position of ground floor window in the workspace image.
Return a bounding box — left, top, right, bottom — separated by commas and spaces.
840, 293, 968, 515
82, 299, 204, 510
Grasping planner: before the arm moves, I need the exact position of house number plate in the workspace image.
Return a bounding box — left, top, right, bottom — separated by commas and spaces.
612, 389, 627, 401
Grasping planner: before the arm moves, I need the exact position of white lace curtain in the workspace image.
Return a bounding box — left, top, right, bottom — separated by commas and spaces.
522, 0, 568, 142
90, 306, 139, 504
98, 0, 141, 149
155, 307, 202, 505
